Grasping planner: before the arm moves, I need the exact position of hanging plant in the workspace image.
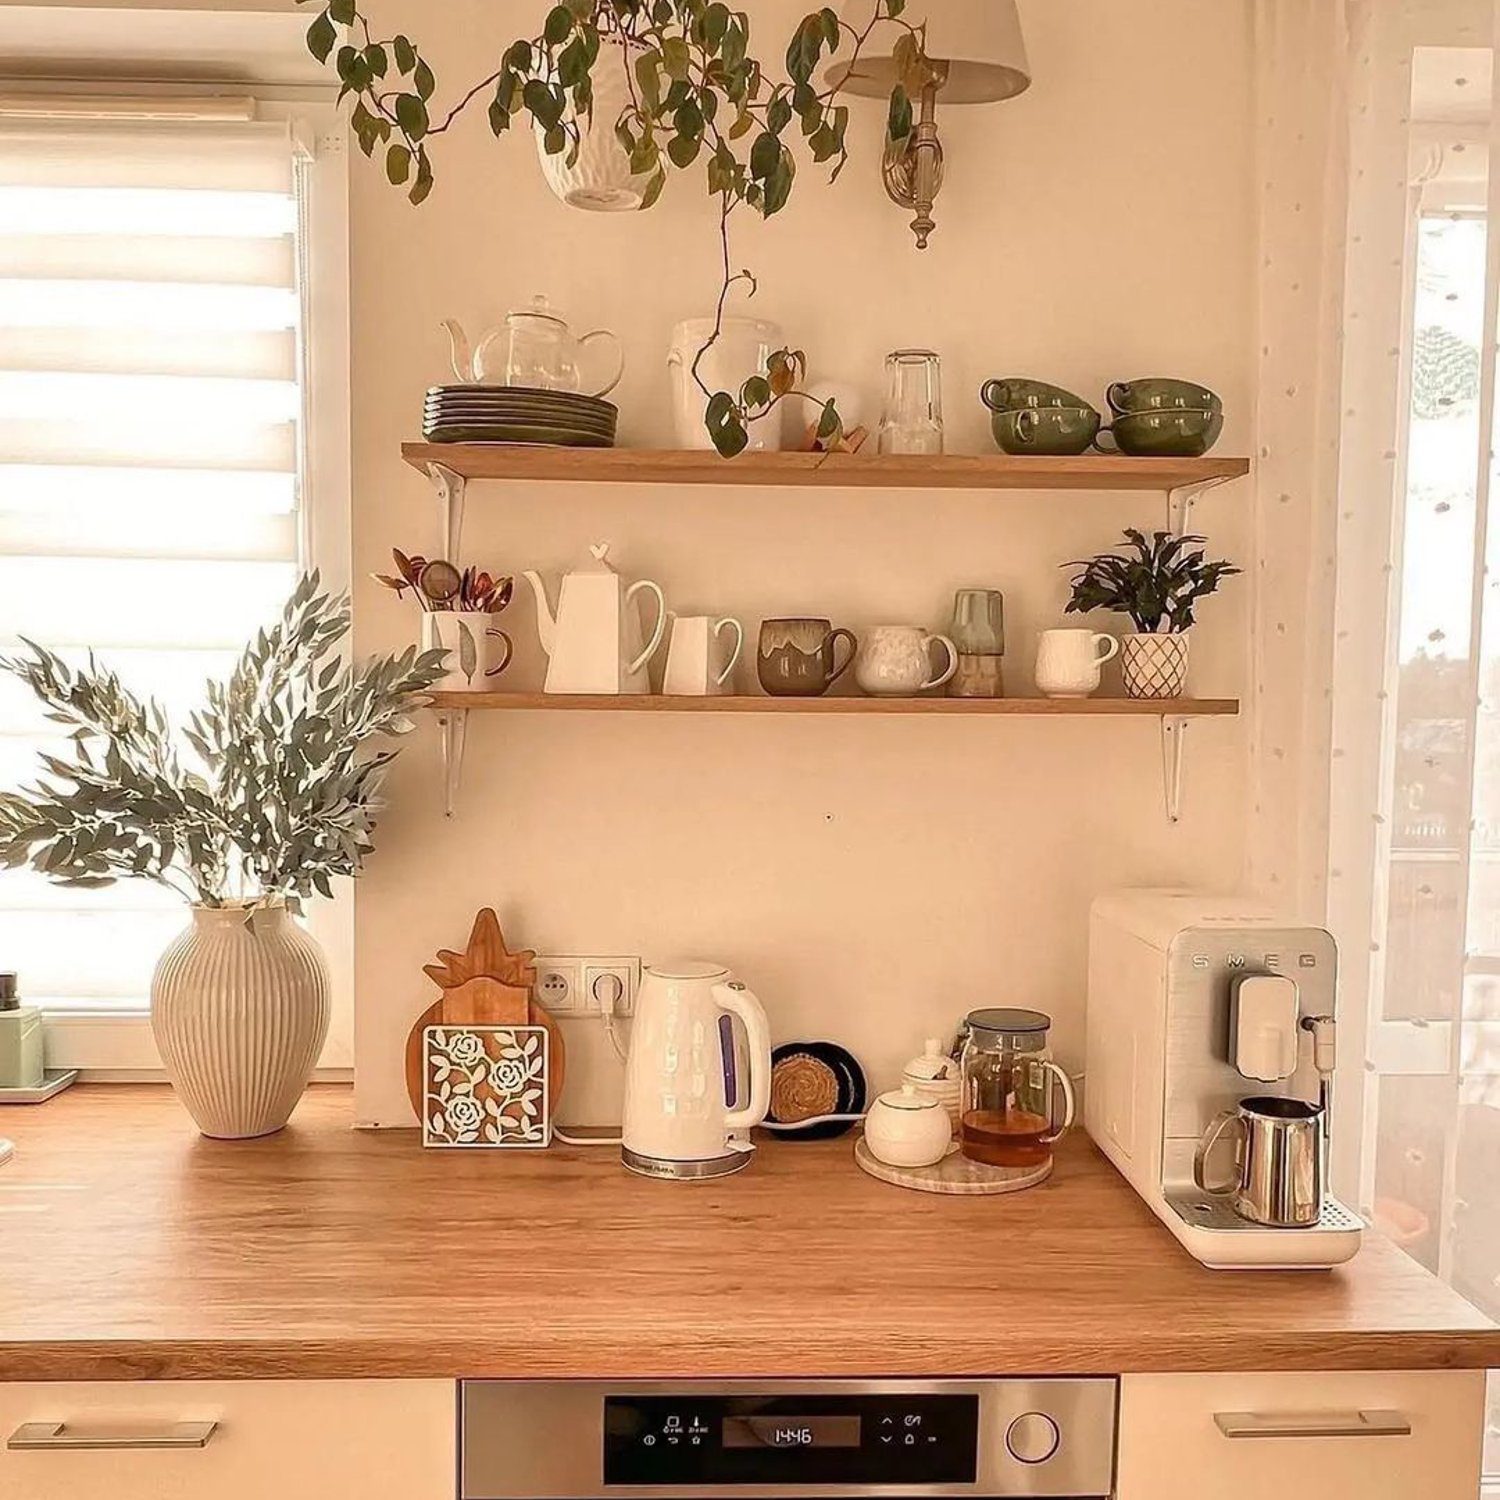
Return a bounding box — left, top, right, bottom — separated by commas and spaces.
300, 0, 935, 456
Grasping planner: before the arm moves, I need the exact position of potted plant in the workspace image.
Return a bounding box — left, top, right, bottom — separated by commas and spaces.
0, 573, 446, 1138
375, 549, 515, 692
1063, 530, 1240, 699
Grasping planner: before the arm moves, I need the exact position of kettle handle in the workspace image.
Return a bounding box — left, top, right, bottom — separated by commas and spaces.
626, 579, 668, 675
713, 981, 771, 1131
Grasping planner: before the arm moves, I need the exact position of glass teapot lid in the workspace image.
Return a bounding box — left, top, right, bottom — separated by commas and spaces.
965, 1007, 1051, 1042
506, 293, 567, 332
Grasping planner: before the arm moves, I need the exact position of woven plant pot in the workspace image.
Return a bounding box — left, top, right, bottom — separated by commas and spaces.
151, 905, 329, 1139
1120, 632, 1190, 699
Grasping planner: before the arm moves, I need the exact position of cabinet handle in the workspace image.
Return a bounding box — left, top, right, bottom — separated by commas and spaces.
1213, 1410, 1411, 1439
8, 1420, 218, 1451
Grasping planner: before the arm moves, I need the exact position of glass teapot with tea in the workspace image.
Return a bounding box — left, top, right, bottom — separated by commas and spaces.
958, 1007, 1075, 1171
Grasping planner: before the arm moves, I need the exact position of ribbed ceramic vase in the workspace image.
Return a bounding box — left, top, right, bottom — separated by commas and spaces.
151, 905, 330, 1140
1120, 632, 1190, 699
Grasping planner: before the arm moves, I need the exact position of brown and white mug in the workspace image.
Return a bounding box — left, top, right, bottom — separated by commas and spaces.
757, 617, 858, 697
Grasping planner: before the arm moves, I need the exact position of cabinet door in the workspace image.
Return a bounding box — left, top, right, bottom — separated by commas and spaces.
1116, 1370, 1484, 1500
0, 1378, 454, 1500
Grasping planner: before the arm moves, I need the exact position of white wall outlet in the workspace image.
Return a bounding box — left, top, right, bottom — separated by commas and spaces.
532, 956, 640, 1017
582, 958, 641, 1017
533, 959, 580, 1012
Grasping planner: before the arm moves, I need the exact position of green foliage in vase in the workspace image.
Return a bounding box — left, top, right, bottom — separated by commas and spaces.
299, 0, 934, 455
0, 573, 446, 909
1064, 530, 1241, 636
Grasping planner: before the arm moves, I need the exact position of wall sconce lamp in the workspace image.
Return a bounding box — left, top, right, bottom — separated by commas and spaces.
825, 1, 1032, 249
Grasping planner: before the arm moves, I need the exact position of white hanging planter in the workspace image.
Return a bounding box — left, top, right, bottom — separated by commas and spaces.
536, 39, 655, 212
1120, 632, 1190, 699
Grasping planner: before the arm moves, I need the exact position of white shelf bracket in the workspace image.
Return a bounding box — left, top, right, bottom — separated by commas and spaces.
1165, 476, 1231, 537
1161, 714, 1188, 824
439, 708, 469, 818
427, 462, 466, 561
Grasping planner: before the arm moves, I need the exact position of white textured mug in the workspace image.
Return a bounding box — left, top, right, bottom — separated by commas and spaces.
663, 613, 744, 696
854, 624, 958, 697
1034, 628, 1119, 698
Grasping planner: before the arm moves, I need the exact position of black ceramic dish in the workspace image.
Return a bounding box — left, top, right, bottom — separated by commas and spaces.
764, 1040, 867, 1140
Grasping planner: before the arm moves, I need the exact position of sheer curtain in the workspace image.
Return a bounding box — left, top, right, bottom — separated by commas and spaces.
1255, 0, 1500, 1473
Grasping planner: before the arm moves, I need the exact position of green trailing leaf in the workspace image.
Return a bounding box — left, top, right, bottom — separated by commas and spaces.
386, 143, 412, 184
306, 10, 337, 64
395, 92, 429, 139
888, 83, 913, 144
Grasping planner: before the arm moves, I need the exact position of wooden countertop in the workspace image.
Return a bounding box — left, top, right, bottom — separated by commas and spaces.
1, 1085, 1496, 1381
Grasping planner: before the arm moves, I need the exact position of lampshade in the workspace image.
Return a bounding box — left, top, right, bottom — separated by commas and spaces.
824, 0, 1031, 105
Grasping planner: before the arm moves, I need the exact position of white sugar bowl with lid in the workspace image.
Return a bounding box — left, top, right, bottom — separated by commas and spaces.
862, 1084, 954, 1168
901, 1036, 962, 1124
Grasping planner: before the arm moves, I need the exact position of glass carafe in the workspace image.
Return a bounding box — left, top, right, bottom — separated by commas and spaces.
958, 1007, 1075, 1169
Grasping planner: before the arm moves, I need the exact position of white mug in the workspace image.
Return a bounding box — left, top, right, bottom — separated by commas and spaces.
1034, 628, 1119, 698
663, 613, 744, 695
854, 624, 959, 697
420, 611, 514, 692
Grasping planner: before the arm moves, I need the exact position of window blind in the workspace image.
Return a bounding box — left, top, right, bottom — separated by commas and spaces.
0, 116, 305, 1014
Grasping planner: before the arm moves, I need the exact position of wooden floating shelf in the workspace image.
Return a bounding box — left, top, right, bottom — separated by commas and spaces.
402, 444, 1250, 492
427, 693, 1239, 716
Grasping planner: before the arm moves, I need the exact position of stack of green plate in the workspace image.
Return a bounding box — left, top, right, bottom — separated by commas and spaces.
423, 385, 618, 447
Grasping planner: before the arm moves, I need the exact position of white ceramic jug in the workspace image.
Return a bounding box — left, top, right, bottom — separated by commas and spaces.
621, 961, 772, 1180
662, 613, 743, 696
523, 543, 666, 695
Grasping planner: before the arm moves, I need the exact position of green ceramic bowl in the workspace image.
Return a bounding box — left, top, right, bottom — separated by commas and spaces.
1100, 407, 1224, 458
1107, 378, 1223, 416
981, 378, 1093, 413
991, 405, 1101, 456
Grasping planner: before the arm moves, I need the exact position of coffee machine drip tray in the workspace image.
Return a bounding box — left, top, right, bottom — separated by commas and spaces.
1166, 1187, 1364, 1235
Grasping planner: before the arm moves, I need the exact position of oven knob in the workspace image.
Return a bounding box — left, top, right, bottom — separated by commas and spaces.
1005, 1412, 1060, 1465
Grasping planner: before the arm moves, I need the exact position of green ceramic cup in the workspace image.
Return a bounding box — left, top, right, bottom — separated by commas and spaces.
1107, 378, 1223, 415
1095, 408, 1224, 458
991, 405, 1101, 456
980, 378, 1093, 413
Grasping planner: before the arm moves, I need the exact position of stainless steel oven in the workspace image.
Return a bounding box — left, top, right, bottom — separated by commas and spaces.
460, 1379, 1117, 1499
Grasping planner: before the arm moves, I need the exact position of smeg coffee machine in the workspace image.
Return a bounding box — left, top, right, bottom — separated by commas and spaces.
1084, 890, 1362, 1269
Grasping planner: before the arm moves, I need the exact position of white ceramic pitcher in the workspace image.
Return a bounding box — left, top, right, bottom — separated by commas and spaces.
522, 543, 666, 695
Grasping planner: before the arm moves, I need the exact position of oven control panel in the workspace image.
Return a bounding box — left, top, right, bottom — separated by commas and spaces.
603, 1392, 978, 1486
460, 1377, 1118, 1499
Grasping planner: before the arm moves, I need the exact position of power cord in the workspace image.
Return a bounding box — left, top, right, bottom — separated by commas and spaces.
552, 972, 629, 1145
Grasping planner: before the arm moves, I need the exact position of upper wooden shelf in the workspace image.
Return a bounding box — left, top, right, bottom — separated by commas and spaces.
401, 444, 1250, 492
427, 692, 1239, 716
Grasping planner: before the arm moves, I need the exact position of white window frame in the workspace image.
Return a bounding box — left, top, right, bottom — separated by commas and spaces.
0, 79, 353, 1076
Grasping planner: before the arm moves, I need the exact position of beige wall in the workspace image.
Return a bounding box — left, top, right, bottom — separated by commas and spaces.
345, 0, 1258, 1125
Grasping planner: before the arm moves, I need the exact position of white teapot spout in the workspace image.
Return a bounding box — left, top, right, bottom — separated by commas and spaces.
441, 318, 476, 384
522, 570, 557, 657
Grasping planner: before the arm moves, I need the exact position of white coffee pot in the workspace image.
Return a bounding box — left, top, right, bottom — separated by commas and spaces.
523, 543, 666, 695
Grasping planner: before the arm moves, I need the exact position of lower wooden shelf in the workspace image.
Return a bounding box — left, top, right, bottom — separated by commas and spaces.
426, 692, 1238, 716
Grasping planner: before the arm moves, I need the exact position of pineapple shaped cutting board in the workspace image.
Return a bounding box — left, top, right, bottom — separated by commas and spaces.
404, 909, 566, 1118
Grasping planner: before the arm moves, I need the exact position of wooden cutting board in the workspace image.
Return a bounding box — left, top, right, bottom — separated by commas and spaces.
404, 910, 566, 1120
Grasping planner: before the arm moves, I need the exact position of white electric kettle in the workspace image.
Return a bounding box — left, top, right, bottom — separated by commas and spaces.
621, 962, 771, 1180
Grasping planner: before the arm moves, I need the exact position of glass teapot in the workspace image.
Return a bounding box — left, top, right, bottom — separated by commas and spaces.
443, 296, 624, 397
958, 1007, 1075, 1171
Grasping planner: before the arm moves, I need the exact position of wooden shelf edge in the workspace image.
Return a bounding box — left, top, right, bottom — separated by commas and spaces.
425, 693, 1239, 716
401, 444, 1250, 492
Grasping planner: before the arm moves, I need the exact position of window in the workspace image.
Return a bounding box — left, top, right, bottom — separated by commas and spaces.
0, 99, 350, 1070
